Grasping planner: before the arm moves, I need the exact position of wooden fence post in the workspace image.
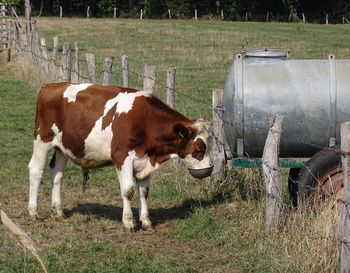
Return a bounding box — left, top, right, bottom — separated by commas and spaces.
302, 13, 306, 23
86, 53, 96, 83
140, 9, 143, 19
143, 64, 156, 92
87, 6, 90, 18
31, 31, 40, 65
59, 6, 62, 18
166, 67, 176, 108
67, 42, 72, 82
245, 12, 248, 21
338, 122, 350, 273
194, 9, 198, 20
263, 114, 283, 232
326, 13, 329, 24
121, 54, 129, 87
210, 89, 226, 184
50, 36, 58, 80
266, 11, 269, 22
24, 0, 31, 34
114, 8, 117, 19
221, 9, 224, 20
72, 42, 80, 83
40, 37, 49, 73
168, 9, 171, 20
102, 54, 114, 86
60, 43, 68, 81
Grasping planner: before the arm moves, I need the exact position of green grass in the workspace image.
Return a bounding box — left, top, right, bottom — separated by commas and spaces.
0, 18, 344, 272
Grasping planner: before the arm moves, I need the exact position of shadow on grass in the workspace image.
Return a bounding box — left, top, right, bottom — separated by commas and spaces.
63, 195, 224, 227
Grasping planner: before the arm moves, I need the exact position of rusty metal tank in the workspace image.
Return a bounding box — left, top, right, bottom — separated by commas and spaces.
223, 48, 350, 158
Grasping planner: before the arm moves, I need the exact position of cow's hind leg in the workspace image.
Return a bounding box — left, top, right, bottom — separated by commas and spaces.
28, 138, 51, 219
137, 176, 152, 230
50, 149, 68, 220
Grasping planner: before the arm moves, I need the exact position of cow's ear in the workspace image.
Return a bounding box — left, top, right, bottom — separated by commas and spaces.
173, 123, 190, 139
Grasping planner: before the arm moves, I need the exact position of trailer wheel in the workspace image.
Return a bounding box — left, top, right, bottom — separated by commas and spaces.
297, 145, 344, 209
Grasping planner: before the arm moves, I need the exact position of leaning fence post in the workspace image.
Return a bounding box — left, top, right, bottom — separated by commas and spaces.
338, 122, 350, 273
263, 114, 283, 232
72, 42, 80, 83
40, 38, 49, 73
86, 53, 96, 83
121, 54, 129, 87
102, 54, 114, 86
143, 64, 156, 92
166, 67, 176, 108
210, 89, 226, 184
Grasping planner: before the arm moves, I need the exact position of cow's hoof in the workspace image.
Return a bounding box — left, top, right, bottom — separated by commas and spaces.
141, 219, 154, 232
51, 209, 66, 221
28, 210, 38, 221
124, 226, 136, 233
53, 214, 66, 222
123, 220, 136, 233
142, 224, 155, 232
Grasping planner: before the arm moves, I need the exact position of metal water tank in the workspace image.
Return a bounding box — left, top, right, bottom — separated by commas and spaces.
223, 48, 350, 158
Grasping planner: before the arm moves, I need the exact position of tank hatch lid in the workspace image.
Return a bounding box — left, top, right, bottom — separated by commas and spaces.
241, 48, 291, 59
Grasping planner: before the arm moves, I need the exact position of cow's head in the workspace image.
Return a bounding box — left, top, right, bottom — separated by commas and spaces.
174, 119, 213, 177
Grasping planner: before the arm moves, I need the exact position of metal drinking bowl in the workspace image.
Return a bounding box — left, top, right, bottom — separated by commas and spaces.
187, 164, 214, 179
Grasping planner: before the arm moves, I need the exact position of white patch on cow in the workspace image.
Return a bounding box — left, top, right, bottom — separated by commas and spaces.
170, 153, 178, 159
63, 83, 93, 103
84, 118, 113, 164
133, 154, 160, 180
103, 90, 152, 116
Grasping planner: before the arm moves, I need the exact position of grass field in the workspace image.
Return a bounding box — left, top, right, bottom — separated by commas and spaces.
1, 18, 348, 272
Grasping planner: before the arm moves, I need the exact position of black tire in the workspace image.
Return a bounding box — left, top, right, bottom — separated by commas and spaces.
297, 145, 342, 205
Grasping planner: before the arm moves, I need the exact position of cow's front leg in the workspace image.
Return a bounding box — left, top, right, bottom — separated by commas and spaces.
116, 155, 136, 232
49, 150, 68, 220
137, 176, 152, 230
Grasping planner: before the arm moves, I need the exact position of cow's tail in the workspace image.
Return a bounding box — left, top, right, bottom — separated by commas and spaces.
49, 150, 56, 169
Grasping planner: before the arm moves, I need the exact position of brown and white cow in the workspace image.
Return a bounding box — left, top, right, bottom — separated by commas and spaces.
28, 82, 212, 231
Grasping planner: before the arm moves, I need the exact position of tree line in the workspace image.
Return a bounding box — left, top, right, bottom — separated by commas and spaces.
4, 0, 350, 23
